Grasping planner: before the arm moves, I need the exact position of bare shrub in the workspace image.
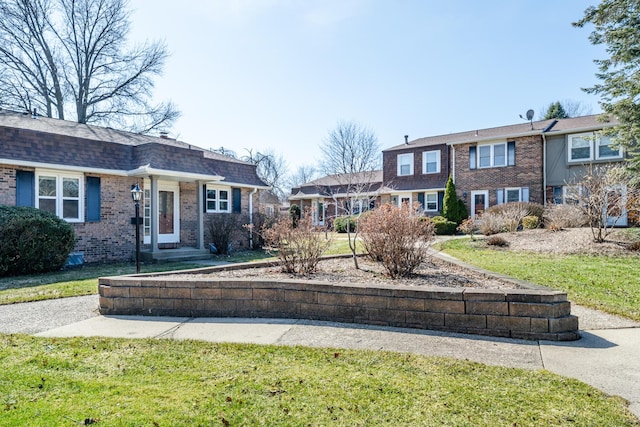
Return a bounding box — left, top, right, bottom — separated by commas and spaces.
543, 204, 588, 231
522, 215, 540, 230
359, 203, 434, 278
261, 212, 331, 274
486, 236, 508, 247
627, 241, 640, 252
207, 214, 242, 254
457, 216, 477, 240
478, 212, 505, 235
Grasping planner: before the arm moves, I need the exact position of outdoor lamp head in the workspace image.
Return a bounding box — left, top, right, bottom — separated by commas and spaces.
131, 182, 142, 202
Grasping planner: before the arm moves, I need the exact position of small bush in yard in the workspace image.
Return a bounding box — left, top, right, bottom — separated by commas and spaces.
458, 216, 477, 240
522, 215, 540, 230
428, 216, 457, 235
478, 212, 505, 235
207, 213, 242, 254
359, 203, 434, 278
0, 206, 75, 276
544, 204, 588, 231
333, 215, 357, 233
627, 241, 640, 252
486, 236, 509, 247
261, 212, 331, 274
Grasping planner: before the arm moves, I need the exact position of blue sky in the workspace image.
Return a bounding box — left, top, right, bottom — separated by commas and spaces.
129, 0, 605, 168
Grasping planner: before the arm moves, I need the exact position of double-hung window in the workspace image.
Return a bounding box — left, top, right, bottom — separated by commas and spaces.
36, 171, 83, 222
425, 193, 438, 211
397, 153, 414, 176
422, 150, 440, 174
470, 142, 515, 169
568, 134, 593, 162
596, 135, 622, 160
206, 185, 231, 213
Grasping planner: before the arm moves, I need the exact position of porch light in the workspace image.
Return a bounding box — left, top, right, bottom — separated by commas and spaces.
131, 182, 143, 273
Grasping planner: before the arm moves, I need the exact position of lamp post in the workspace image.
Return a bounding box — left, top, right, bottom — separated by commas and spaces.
131, 182, 143, 273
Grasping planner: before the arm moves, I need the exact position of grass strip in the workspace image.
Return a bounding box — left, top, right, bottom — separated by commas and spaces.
1, 335, 637, 426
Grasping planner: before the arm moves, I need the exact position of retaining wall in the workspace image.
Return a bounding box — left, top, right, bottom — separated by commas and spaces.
99, 264, 579, 341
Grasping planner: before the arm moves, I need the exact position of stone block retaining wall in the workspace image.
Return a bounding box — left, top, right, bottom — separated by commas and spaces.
99, 264, 579, 341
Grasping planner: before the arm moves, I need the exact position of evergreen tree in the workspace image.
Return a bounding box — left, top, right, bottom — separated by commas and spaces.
442, 176, 465, 224
542, 101, 569, 119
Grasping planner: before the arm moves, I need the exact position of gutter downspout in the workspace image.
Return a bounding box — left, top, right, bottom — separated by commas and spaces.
451, 145, 456, 184
542, 132, 547, 207
249, 187, 258, 249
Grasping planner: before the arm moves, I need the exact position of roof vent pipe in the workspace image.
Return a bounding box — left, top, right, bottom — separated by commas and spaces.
32, 108, 37, 119
404, 135, 409, 145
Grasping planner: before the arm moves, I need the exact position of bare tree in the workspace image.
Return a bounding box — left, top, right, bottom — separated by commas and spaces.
286, 164, 318, 189
0, 0, 179, 133
242, 148, 289, 201
320, 120, 381, 269
565, 164, 637, 242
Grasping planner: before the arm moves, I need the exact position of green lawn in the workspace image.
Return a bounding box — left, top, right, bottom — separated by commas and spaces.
436, 238, 640, 321
1, 335, 637, 426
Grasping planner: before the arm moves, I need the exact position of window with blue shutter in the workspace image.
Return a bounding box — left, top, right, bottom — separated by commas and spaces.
86, 177, 101, 222
469, 146, 477, 170
232, 188, 241, 213
507, 141, 516, 166
16, 170, 35, 207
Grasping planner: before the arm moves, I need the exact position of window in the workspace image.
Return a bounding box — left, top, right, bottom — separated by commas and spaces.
477, 142, 507, 168
397, 153, 413, 176
422, 150, 440, 174
597, 135, 622, 159
506, 188, 521, 203
569, 134, 592, 161
206, 185, 231, 213
425, 193, 438, 211
497, 187, 529, 204
35, 171, 83, 222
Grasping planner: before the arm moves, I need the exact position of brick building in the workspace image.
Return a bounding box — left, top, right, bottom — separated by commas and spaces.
0, 109, 269, 264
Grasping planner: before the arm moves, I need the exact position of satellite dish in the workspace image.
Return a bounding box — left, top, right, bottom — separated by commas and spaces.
526, 109, 534, 121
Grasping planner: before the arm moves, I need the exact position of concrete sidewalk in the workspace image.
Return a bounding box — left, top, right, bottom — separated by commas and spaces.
33, 303, 640, 419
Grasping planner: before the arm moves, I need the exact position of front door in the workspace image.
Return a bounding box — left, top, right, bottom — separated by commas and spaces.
605, 185, 628, 227
158, 184, 180, 243
471, 190, 488, 218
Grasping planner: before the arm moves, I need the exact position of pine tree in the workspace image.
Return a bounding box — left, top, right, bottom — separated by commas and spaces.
442, 176, 464, 224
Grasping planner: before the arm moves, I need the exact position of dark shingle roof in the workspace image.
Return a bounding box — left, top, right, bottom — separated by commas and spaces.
384, 114, 619, 151
0, 109, 268, 187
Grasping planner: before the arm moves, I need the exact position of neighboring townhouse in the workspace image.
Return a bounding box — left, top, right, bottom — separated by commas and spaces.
441, 114, 622, 218
0, 109, 269, 264
382, 135, 450, 214
289, 171, 383, 226
544, 115, 625, 224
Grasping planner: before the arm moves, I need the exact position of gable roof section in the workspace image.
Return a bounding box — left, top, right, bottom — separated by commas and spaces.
383, 114, 619, 151
0, 109, 268, 187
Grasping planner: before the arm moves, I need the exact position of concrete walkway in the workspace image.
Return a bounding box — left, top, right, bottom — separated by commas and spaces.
1, 293, 637, 418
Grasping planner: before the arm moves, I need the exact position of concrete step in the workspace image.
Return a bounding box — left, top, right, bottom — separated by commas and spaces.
141, 248, 211, 263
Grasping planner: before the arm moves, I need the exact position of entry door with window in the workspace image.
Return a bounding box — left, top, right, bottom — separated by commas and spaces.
471, 191, 488, 218
158, 184, 180, 243
605, 185, 628, 227
312, 200, 325, 226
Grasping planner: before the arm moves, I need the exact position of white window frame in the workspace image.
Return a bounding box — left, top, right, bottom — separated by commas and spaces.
477, 142, 507, 168
397, 153, 414, 176
568, 133, 594, 162
505, 187, 522, 203
422, 150, 441, 174
392, 193, 412, 207
596, 134, 623, 160
424, 192, 438, 211
205, 185, 231, 213
35, 170, 84, 223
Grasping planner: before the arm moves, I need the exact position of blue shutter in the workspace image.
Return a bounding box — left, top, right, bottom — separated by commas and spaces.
203, 185, 207, 213
507, 141, 516, 166
522, 187, 530, 202
16, 170, 35, 207
232, 188, 241, 213
417, 192, 425, 210
86, 177, 101, 222
496, 188, 504, 205
469, 146, 477, 169
437, 191, 445, 213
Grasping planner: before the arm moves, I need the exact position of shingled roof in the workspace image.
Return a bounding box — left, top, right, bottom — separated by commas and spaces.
0, 109, 268, 187
384, 114, 618, 151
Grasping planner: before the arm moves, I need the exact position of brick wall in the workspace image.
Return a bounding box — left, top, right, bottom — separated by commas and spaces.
0, 165, 17, 205
383, 144, 449, 191
454, 135, 544, 209
99, 261, 579, 341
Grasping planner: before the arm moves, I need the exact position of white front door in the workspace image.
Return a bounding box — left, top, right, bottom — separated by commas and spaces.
605, 185, 628, 227
471, 190, 489, 218
158, 183, 180, 243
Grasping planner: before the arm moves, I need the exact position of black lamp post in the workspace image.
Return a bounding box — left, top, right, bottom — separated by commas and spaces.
131, 182, 143, 273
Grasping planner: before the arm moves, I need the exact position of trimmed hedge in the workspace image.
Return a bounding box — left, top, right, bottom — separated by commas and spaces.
0, 206, 76, 276
422, 216, 457, 235
333, 216, 358, 233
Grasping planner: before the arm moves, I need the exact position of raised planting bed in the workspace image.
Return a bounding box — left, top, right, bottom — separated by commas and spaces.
99, 257, 579, 341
